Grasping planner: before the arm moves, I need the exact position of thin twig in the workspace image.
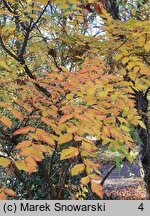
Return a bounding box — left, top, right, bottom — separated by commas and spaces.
100, 164, 116, 186
104, 38, 128, 61
30, 0, 51, 31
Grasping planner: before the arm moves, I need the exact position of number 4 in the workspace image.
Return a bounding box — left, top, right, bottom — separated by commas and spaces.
138, 203, 144, 211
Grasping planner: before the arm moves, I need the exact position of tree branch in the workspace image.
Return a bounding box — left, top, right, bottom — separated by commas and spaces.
30, 0, 51, 31
100, 164, 116, 186
0, 36, 21, 62
104, 38, 128, 61
19, 27, 31, 58
2, 0, 28, 30
144, 86, 150, 97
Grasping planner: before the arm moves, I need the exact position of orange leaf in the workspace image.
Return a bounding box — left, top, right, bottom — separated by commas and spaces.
0, 192, 7, 200
13, 126, 35, 136
59, 114, 74, 123
11, 109, 24, 121
71, 164, 85, 176
91, 181, 104, 199
4, 189, 16, 197
41, 117, 54, 127
0, 102, 9, 109
22, 104, 33, 113
31, 155, 43, 162
93, 2, 104, 15
24, 156, 37, 174
88, 174, 102, 181
60, 147, 79, 160
84, 159, 100, 169
0, 116, 13, 128
36, 129, 55, 146
0, 9, 14, 16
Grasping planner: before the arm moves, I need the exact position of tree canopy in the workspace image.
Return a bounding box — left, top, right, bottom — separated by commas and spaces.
0, 0, 149, 200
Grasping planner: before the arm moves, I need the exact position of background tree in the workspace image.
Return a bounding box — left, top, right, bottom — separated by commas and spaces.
0, 0, 149, 199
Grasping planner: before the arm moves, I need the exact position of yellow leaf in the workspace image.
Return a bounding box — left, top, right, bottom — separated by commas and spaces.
60, 147, 79, 160
15, 160, 28, 172
120, 125, 130, 132
80, 176, 90, 185
0, 60, 10, 71
58, 133, 73, 145
0, 116, 13, 128
127, 62, 136, 70
122, 57, 130, 64
67, 125, 78, 133
117, 117, 128, 124
81, 141, 97, 153
46, 146, 54, 156
68, 0, 80, 3
144, 42, 150, 52
58, 4, 70, 9
6, 0, 16, 2
128, 71, 136, 81
36, 0, 48, 4
71, 164, 85, 176
32, 144, 47, 153
115, 54, 123, 61
0, 157, 11, 167
138, 120, 146, 129
15, 141, 32, 149
120, 68, 126, 75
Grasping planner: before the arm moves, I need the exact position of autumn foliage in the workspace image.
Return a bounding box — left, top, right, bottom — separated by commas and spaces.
0, 0, 149, 199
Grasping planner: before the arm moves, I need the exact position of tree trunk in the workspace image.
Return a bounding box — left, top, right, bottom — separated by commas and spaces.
103, 0, 150, 199
103, 0, 119, 19
135, 91, 150, 199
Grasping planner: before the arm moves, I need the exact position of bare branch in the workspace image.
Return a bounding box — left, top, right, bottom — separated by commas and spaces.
100, 164, 116, 186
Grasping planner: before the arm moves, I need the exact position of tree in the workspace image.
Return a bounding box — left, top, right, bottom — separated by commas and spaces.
102, 0, 150, 199
0, 0, 149, 199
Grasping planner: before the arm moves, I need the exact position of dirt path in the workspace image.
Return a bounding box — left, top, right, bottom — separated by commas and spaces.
100, 161, 147, 199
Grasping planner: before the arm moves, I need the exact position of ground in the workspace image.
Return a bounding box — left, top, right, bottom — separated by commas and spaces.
100, 160, 147, 199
